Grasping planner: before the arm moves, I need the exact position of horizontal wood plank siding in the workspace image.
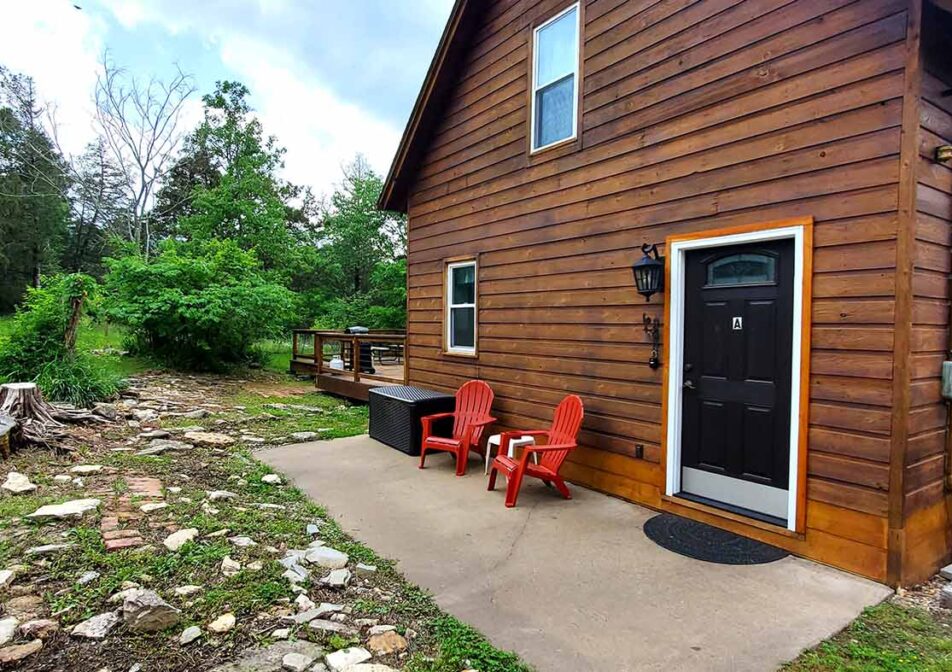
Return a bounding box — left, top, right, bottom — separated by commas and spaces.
901, 2, 952, 584
403, 0, 916, 582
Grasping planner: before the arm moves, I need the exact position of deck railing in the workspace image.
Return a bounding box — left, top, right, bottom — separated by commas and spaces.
291, 329, 407, 386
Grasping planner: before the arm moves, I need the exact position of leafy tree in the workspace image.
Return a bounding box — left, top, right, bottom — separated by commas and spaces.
0, 68, 69, 311
103, 239, 296, 370
175, 81, 312, 273
63, 139, 130, 277
321, 156, 404, 296
0, 274, 122, 405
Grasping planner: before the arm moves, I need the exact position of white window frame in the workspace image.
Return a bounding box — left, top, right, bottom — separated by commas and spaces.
530, 2, 581, 153
445, 260, 477, 355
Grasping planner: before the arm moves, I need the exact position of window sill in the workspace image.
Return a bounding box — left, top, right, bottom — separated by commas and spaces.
527, 135, 580, 165
442, 350, 478, 360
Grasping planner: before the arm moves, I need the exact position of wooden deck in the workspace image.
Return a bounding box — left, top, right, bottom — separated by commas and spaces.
290, 330, 407, 402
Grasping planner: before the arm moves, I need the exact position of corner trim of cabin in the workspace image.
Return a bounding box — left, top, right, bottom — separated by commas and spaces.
659, 216, 815, 540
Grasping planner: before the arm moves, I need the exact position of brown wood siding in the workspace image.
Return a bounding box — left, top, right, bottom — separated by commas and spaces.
902, 1, 952, 584
404, 0, 915, 582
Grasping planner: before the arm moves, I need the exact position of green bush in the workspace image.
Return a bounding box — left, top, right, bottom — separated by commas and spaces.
103, 239, 295, 370
0, 274, 123, 406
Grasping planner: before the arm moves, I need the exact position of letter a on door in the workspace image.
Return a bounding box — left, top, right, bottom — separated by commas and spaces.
732, 316, 743, 330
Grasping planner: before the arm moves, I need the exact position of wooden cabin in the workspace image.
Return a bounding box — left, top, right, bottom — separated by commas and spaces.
378, 0, 952, 587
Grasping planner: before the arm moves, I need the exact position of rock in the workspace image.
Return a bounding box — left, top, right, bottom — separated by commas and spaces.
3, 595, 41, 621
221, 556, 241, 577
27, 498, 100, 521
282, 568, 308, 585
290, 432, 318, 442
308, 619, 356, 636
242, 436, 266, 444
228, 536, 256, 548
25, 543, 73, 557
70, 464, 103, 474
0, 569, 14, 589
53, 474, 72, 483
262, 474, 282, 485
254, 502, 286, 511
19, 619, 58, 639
72, 477, 85, 488
0, 639, 42, 664
174, 585, 203, 597
138, 439, 191, 456
133, 409, 159, 422
206, 528, 231, 538
355, 563, 377, 578
367, 625, 395, 636
366, 630, 408, 655
2, 472, 37, 495
306, 523, 321, 536
77, 570, 100, 585
72, 611, 120, 639
940, 583, 952, 610
108, 588, 141, 605
320, 569, 351, 589
164, 528, 199, 551
940, 563, 952, 581
185, 431, 234, 447
207, 612, 236, 633
182, 409, 208, 419
272, 628, 290, 640
295, 594, 315, 612
325, 647, 371, 671
140, 502, 168, 513
247, 561, 264, 571
282, 652, 316, 672
207, 641, 324, 672
123, 589, 181, 632
167, 486, 182, 494
92, 403, 119, 420
180, 625, 202, 645
0, 617, 17, 646
138, 429, 171, 439
305, 546, 348, 569
207, 490, 238, 501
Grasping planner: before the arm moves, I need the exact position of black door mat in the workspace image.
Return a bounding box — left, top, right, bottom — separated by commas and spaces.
643, 513, 789, 565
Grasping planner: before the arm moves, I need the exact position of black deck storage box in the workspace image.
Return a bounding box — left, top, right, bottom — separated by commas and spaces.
369, 385, 455, 456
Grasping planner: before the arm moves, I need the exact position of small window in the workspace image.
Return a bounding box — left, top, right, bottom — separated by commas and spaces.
707, 253, 777, 286
446, 260, 477, 354
531, 4, 580, 152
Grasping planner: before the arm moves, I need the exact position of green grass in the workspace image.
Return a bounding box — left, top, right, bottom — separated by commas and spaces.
256, 337, 293, 374
785, 602, 952, 671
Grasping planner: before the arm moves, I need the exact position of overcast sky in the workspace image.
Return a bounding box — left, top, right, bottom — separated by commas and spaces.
0, 0, 454, 195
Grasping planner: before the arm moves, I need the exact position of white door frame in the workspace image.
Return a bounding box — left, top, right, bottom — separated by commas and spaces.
664, 224, 807, 532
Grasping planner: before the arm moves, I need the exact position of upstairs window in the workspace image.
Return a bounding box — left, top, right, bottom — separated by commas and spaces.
446, 260, 477, 354
531, 3, 580, 152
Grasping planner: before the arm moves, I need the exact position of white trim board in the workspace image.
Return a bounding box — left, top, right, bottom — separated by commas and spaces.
664, 225, 806, 532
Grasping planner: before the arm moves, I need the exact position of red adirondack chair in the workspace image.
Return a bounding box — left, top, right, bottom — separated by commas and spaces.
419, 380, 496, 476
488, 395, 584, 507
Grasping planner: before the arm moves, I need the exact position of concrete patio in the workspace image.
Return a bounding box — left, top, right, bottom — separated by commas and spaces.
261, 435, 892, 672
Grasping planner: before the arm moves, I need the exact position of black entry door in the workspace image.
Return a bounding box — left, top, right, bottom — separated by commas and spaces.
680, 239, 794, 521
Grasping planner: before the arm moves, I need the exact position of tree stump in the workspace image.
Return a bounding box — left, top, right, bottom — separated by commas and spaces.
0, 413, 15, 460
0, 383, 65, 452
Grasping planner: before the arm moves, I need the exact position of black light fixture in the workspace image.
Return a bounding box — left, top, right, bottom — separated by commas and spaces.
632, 243, 665, 302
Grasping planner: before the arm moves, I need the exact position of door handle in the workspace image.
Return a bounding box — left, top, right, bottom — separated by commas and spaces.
683, 380, 696, 390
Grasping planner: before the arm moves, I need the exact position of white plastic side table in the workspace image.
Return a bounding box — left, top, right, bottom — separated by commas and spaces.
485, 433, 537, 475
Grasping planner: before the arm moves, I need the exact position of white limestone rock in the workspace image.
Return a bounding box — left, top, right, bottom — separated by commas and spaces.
122, 589, 181, 632
282, 651, 316, 672
2, 472, 36, 495
163, 528, 198, 551
261, 474, 282, 485
179, 625, 202, 645
305, 546, 348, 569
325, 647, 371, 671
207, 612, 236, 633
0, 617, 18, 646
27, 498, 100, 522
71, 611, 120, 639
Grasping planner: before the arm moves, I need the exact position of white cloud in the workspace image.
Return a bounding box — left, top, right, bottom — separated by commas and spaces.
0, 1, 106, 158
217, 34, 400, 192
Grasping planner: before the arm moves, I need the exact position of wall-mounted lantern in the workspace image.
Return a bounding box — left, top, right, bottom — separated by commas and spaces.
937, 145, 952, 164
632, 243, 665, 302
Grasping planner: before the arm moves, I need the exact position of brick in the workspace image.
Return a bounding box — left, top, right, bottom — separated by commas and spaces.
105, 537, 144, 552
102, 529, 141, 541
